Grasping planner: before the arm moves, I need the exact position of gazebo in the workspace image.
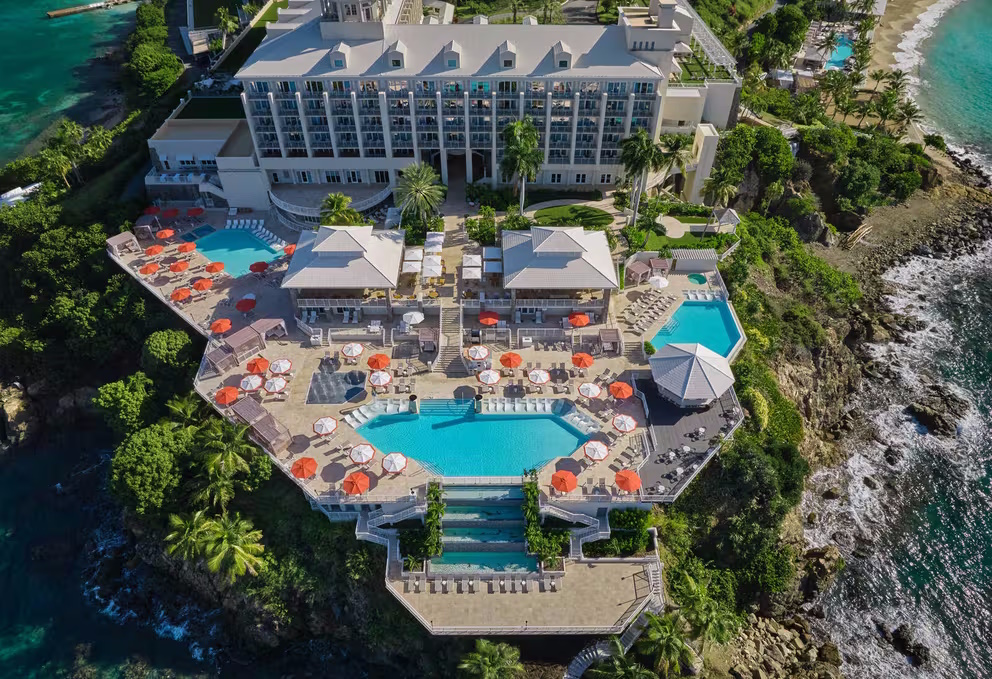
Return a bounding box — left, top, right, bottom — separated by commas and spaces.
626, 260, 651, 285
709, 208, 741, 234
648, 343, 735, 407
106, 232, 141, 258
250, 414, 291, 453
648, 258, 672, 276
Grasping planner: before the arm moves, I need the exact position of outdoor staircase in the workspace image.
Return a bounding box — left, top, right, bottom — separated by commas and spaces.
437, 305, 469, 376
623, 337, 646, 365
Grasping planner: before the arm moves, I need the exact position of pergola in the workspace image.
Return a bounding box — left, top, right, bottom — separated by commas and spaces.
106, 231, 141, 257
626, 260, 651, 285
251, 414, 291, 453
232, 396, 268, 425
224, 326, 266, 362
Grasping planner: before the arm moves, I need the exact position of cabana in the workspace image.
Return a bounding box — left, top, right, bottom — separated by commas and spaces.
671, 248, 719, 273
224, 326, 266, 362
626, 260, 651, 285
598, 328, 622, 355
709, 208, 741, 234
204, 345, 237, 373
250, 414, 291, 454
648, 258, 672, 276
250, 317, 288, 340
418, 328, 438, 352
648, 343, 735, 408
106, 231, 141, 258
232, 396, 268, 425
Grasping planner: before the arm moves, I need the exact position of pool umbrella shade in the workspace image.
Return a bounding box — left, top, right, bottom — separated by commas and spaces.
169, 261, 189, 273
367, 354, 391, 370
240, 374, 263, 392
382, 452, 408, 474
178, 242, 196, 254
500, 352, 523, 368
187, 207, 204, 217
162, 208, 180, 219
343, 471, 370, 495
342, 342, 364, 358
210, 318, 232, 333
528, 369, 551, 385
578, 382, 602, 398
156, 229, 175, 240
648, 275, 669, 289
615, 470, 642, 492
170, 288, 191, 302
139, 263, 160, 276
143, 206, 161, 215
270, 358, 292, 374
145, 244, 164, 256
249, 261, 269, 273
205, 262, 225, 274
551, 470, 578, 493
584, 440, 609, 461
612, 414, 637, 433
215, 386, 239, 405
568, 312, 590, 327
283, 244, 296, 255
467, 345, 490, 360
477, 369, 501, 385
264, 376, 288, 393
235, 298, 256, 312
571, 353, 595, 368
608, 381, 634, 399
192, 278, 213, 291
478, 311, 500, 326
291, 457, 317, 479
246, 357, 270, 374
403, 311, 425, 325
313, 417, 338, 436
349, 444, 375, 465
369, 371, 392, 387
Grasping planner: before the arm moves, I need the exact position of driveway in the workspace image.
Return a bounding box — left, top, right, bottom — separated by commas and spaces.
562, 0, 598, 24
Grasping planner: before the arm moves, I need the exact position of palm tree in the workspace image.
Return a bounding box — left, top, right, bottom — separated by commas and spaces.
165, 510, 213, 561
395, 162, 444, 226
508, 0, 524, 22
619, 128, 663, 229
204, 512, 265, 583
657, 133, 695, 194
869, 68, 888, 94
191, 466, 236, 511
500, 117, 543, 213
836, 95, 859, 123
201, 421, 255, 476
686, 598, 734, 656
636, 611, 692, 678
874, 89, 900, 130
896, 100, 923, 132
165, 392, 203, 430
457, 639, 524, 679
847, 69, 866, 91
856, 99, 874, 127
816, 30, 839, 56
587, 637, 655, 679
40, 148, 72, 188
541, 0, 558, 23
886, 68, 909, 97
319, 192, 365, 226
214, 7, 240, 49
702, 171, 738, 208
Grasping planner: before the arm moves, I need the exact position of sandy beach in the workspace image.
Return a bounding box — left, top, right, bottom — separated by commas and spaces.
869, 0, 942, 71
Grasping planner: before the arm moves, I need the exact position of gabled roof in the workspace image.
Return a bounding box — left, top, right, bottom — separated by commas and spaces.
712, 207, 740, 226
444, 40, 461, 53
281, 226, 406, 289
649, 343, 734, 403
552, 40, 571, 55
499, 39, 516, 54
501, 227, 618, 290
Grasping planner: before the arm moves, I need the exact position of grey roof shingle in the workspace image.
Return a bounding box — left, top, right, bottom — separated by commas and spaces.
648, 343, 734, 402
501, 227, 618, 290
281, 225, 405, 289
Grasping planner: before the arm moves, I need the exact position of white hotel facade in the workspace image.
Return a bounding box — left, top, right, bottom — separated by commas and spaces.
146, 0, 741, 228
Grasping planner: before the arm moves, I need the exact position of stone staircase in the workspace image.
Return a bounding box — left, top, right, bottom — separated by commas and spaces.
436, 305, 469, 376
622, 336, 646, 365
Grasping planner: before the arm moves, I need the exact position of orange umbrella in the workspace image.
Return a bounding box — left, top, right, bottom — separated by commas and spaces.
235, 298, 256, 312
500, 352, 523, 368
246, 357, 270, 374
214, 386, 239, 405
169, 260, 189, 273
156, 229, 175, 240
249, 261, 269, 273
291, 457, 318, 479
343, 471, 370, 495
568, 312, 590, 327
162, 208, 180, 219
178, 242, 196, 254
170, 288, 191, 302
144, 244, 164, 257
615, 470, 642, 492
210, 318, 232, 333
283, 244, 297, 255
551, 470, 578, 493
143, 206, 161, 215
139, 263, 160, 276
367, 354, 391, 370
478, 311, 500, 326
205, 261, 225, 274
571, 353, 594, 369
192, 278, 213, 292
608, 381, 634, 399
187, 207, 204, 217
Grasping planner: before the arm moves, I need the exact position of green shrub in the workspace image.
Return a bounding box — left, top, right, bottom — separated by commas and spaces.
465, 205, 497, 245
110, 423, 192, 515
741, 387, 769, 431
643, 340, 656, 356
140, 329, 195, 381
94, 371, 155, 439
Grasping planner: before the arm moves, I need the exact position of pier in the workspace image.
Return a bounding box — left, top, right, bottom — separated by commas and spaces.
46, 0, 134, 19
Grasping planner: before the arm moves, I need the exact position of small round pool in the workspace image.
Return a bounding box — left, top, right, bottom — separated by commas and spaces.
687, 273, 708, 285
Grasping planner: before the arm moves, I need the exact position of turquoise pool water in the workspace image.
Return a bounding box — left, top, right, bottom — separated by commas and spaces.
444, 504, 524, 521
443, 486, 524, 501
687, 273, 708, 285
649, 300, 742, 357
357, 400, 588, 476
430, 551, 538, 573
827, 35, 853, 70
442, 526, 526, 543
193, 229, 281, 277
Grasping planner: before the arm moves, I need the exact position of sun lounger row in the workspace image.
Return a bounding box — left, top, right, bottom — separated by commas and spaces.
405, 572, 562, 594
562, 410, 600, 435
226, 219, 288, 249
684, 290, 719, 301
480, 397, 555, 414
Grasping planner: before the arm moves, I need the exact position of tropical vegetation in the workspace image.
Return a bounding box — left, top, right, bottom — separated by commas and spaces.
499, 117, 544, 213
319, 191, 366, 226
395, 162, 446, 226
457, 639, 524, 678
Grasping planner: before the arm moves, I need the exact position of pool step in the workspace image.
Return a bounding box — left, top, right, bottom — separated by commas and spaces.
416, 399, 473, 416
656, 318, 679, 335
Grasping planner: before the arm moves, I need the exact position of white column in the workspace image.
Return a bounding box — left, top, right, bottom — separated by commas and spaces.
624, 92, 635, 137
322, 91, 340, 158
569, 92, 580, 166
240, 92, 263, 161
650, 89, 664, 139
379, 91, 393, 159
595, 91, 607, 166
409, 91, 419, 161
436, 92, 447, 184
267, 92, 286, 157
295, 92, 313, 157
351, 91, 365, 157
543, 92, 552, 165
464, 91, 472, 183
518, 90, 524, 121
490, 94, 498, 188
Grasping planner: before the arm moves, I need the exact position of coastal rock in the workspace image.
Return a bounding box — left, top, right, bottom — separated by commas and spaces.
906, 402, 957, 437
817, 642, 842, 666
800, 545, 843, 599
862, 476, 879, 490
0, 383, 40, 449
891, 623, 932, 667
822, 487, 841, 500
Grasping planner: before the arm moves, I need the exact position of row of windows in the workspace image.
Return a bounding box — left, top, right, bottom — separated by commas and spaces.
274, 168, 614, 187
249, 79, 658, 97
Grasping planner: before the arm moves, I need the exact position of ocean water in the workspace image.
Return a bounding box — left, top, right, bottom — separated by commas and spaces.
0, 0, 136, 165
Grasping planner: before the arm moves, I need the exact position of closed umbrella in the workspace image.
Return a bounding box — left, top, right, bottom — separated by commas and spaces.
170, 288, 191, 302
210, 318, 232, 334
608, 381, 634, 399
235, 298, 256, 313
143, 206, 161, 215
139, 263, 160, 276
145, 244, 164, 257
551, 470, 578, 493
343, 471, 370, 495
349, 444, 375, 465
162, 208, 180, 219
615, 470, 642, 492
578, 382, 602, 398
169, 261, 189, 273
283, 244, 297, 256
156, 229, 175, 240
568, 312, 590, 327
478, 311, 499, 326
270, 358, 292, 374
186, 207, 205, 217
246, 357, 270, 374
367, 353, 391, 370
313, 417, 338, 436
178, 242, 196, 254
264, 376, 288, 393
571, 353, 594, 368
369, 371, 391, 387
382, 452, 408, 474
467, 345, 489, 360
342, 342, 364, 358
403, 311, 425, 325
240, 374, 263, 392
214, 386, 239, 405
192, 278, 213, 292
528, 369, 550, 384
477, 369, 500, 385
584, 440, 609, 461
648, 275, 669, 289
612, 414, 637, 433
500, 352, 523, 368
249, 261, 269, 273
205, 261, 225, 274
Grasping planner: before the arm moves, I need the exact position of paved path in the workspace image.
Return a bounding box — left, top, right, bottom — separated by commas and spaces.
562, 0, 599, 24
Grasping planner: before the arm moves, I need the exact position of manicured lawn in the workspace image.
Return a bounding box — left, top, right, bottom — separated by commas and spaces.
677, 216, 710, 224
534, 205, 614, 228
644, 231, 727, 251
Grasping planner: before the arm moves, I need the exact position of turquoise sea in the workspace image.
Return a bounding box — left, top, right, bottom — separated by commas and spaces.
0, 0, 136, 165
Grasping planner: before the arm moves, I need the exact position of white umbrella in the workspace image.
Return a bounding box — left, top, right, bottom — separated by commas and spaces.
313, 417, 338, 436
425, 231, 445, 243
612, 414, 637, 433
676, 467, 685, 477
349, 443, 375, 465
423, 255, 442, 267
422, 264, 442, 278
463, 267, 482, 280
264, 376, 288, 393
270, 358, 292, 374
477, 369, 501, 385
467, 345, 490, 360
403, 311, 425, 325
404, 247, 424, 261
584, 440, 609, 461
369, 370, 392, 387
425, 242, 443, 254
578, 382, 602, 398
382, 452, 408, 474
342, 342, 364, 357
463, 254, 482, 267
528, 369, 550, 385
682, 445, 692, 454
240, 374, 263, 392
648, 275, 669, 289
402, 260, 422, 273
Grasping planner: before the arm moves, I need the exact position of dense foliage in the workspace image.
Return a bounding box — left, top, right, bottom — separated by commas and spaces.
521, 474, 570, 568
125, 0, 184, 103
583, 508, 651, 557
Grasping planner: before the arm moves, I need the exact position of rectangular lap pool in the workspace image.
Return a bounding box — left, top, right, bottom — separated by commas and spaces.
356, 400, 588, 477
194, 229, 282, 277
649, 300, 742, 358
430, 551, 538, 574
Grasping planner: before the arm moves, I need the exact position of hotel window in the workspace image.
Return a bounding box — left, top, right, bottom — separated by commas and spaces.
600, 173, 612, 184
360, 80, 378, 93
334, 59, 344, 68
251, 81, 270, 93
471, 81, 490, 93
391, 59, 402, 68
575, 173, 587, 184
347, 170, 362, 183
497, 81, 517, 93
295, 170, 314, 183
344, 3, 357, 14
325, 170, 341, 183
305, 80, 324, 93
178, 158, 197, 168
503, 59, 513, 68
374, 170, 389, 183
331, 80, 350, 92
558, 60, 568, 68
632, 82, 654, 94
550, 173, 562, 184
270, 172, 280, 183
447, 59, 457, 68
277, 81, 296, 93
200, 158, 217, 169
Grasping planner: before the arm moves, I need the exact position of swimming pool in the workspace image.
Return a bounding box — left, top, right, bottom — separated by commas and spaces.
193, 229, 282, 277
827, 35, 853, 70
356, 400, 588, 476
687, 273, 708, 285
649, 300, 742, 358
430, 551, 538, 574
442, 526, 526, 543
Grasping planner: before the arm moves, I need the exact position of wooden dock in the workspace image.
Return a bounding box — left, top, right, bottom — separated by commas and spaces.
46, 0, 134, 19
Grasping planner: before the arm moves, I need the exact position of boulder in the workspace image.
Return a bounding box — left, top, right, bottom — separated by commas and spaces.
818, 642, 842, 665
891, 623, 932, 667
863, 476, 879, 490
0, 383, 40, 449
822, 486, 842, 500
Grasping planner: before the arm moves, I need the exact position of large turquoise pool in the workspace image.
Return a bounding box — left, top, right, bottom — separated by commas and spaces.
356, 400, 588, 476
193, 229, 281, 277
649, 300, 742, 358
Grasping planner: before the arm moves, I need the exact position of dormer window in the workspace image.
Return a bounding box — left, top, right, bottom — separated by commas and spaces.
387, 40, 408, 70
334, 59, 344, 68
447, 59, 457, 68
498, 40, 516, 70
503, 59, 513, 68
391, 59, 402, 67
552, 41, 572, 70
330, 43, 350, 70
442, 40, 461, 70
558, 60, 568, 68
